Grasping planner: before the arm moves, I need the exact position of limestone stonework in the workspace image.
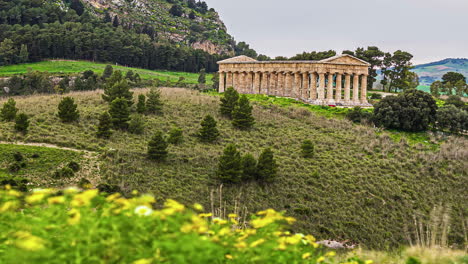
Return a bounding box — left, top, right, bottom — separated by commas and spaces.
217, 55, 371, 106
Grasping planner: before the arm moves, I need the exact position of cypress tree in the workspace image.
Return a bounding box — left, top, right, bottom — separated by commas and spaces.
136, 94, 146, 114
301, 140, 315, 158
256, 148, 278, 183
232, 95, 255, 129
14, 113, 29, 133
217, 144, 242, 183
220, 87, 239, 118
241, 153, 257, 181
1, 98, 18, 121
146, 88, 163, 114
102, 65, 114, 80
57, 97, 80, 122
109, 98, 130, 130
102, 79, 133, 106
198, 115, 220, 143
18, 44, 29, 63
147, 131, 168, 161
96, 112, 112, 139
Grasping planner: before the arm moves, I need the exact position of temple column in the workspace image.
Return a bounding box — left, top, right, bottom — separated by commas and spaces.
327, 73, 335, 103
360, 74, 368, 104
232, 72, 239, 91
284, 72, 292, 97
246, 72, 253, 94
293, 72, 301, 98
253, 72, 261, 94
219, 72, 225, 92
318, 72, 326, 102
310, 72, 317, 100
226, 72, 233, 88
353, 74, 360, 104
301, 72, 309, 99
277, 72, 285, 96
260, 72, 269, 94
344, 73, 351, 103
271, 72, 278, 96
335, 73, 342, 102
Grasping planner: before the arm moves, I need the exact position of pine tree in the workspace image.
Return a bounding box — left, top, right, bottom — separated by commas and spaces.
18, 44, 29, 63
128, 114, 146, 135
96, 112, 112, 139
109, 98, 130, 130
232, 95, 255, 129
102, 65, 114, 80
112, 15, 120, 27
147, 131, 168, 161
167, 126, 184, 145
125, 70, 134, 81
14, 113, 29, 133
301, 140, 315, 158
146, 88, 163, 114
256, 148, 278, 183
103, 11, 112, 23
198, 115, 220, 143
217, 144, 242, 183
220, 87, 239, 118
198, 68, 206, 85
57, 97, 80, 122
241, 153, 257, 181
211, 72, 219, 90
102, 79, 133, 106
1, 98, 18, 121
136, 94, 146, 114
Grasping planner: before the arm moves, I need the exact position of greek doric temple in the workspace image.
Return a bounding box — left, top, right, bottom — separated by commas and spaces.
217, 55, 372, 106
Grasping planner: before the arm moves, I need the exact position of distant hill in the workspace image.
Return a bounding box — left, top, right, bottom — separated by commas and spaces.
412, 58, 468, 85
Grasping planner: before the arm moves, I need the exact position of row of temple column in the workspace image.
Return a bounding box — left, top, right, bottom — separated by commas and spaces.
219, 71, 368, 105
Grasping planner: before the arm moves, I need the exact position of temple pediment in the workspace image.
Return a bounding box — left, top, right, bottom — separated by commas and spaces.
218, 55, 258, 63
319, 54, 371, 66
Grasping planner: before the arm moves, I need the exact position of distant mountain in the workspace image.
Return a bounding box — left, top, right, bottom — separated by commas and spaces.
412, 58, 468, 85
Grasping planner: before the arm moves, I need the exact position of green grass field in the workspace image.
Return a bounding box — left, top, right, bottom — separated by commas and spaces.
0, 60, 213, 84
0, 88, 466, 250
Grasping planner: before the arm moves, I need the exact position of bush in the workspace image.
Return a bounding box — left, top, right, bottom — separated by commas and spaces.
0, 175, 28, 191
217, 144, 242, 183
13, 152, 23, 162
96, 112, 113, 139
128, 115, 146, 135
58, 97, 80, 122
78, 178, 92, 189
232, 95, 255, 130
67, 161, 81, 172
14, 113, 29, 133
1, 98, 18, 121
301, 140, 314, 158
96, 183, 122, 194
346, 107, 372, 124
372, 89, 437, 131
198, 115, 220, 143
436, 105, 468, 133
370, 93, 382, 99
445, 95, 466, 110
147, 131, 168, 161
53, 167, 75, 178
256, 148, 278, 183
167, 127, 183, 145
220, 87, 239, 118
8, 163, 22, 173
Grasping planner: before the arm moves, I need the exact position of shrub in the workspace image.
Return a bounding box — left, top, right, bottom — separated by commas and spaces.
0, 175, 28, 191
53, 167, 75, 178
301, 140, 315, 158
220, 87, 239, 118
445, 95, 466, 109
96, 112, 113, 139
372, 89, 437, 131
57, 97, 80, 122
67, 161, 81, 172
146, 88, 163, 114
13, 152, 23, 162
128, 115, 146, 135
14, 113, 29, 133
102, 65, 113, 80
0, 98, 18, 121
346, 107, 372, 124
109, 98, 130, 130
136, 94, 146, 114
217, 144, 242, 183
436, 105, 468, 133
8, 163, 21, 173
96, 183, 121, 194
241, 153, 257, 181
167, 126, 183, 145
370, 93, 382, 99
147, 131, 168, 161
198, 115, 220, 143
78, 178, 92, 189
256, 148, 278, 183
232, 95, 255, 130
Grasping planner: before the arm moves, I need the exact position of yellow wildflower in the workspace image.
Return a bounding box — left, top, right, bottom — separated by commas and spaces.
134, 205, 153, 216
132, 258, 152, 264
284, 234, 302, 245
7, 189, 21, 197
132, 190, 139, 196
218, 227, 231, 236
14, 231, 46, 251
365, 261, 374, 264
234, 241, 247, 249
225, 254, 233, 260
251, 209, 285, 229
161, 199, 185, 216
106, 193, 121, 202
25, 193, 46, 204
228, 213, 237, 218
68, 208, 81, 225
193, 203, 204, 211
212, 218, 228, 225
302, 252, 311, 259
64, 187, 80, 194
71, 189, 98, 207
0, 201, 18, 212
198, 213, 212, 218
134, 194, 156, 206
250, 238, 265, 248
47, 196, 65, 205
317, 256, 325, 263
5, 184, 11, 190
325, 251, 336, 257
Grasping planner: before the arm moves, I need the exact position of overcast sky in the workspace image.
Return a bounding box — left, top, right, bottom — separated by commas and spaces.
205, 0, 468, 64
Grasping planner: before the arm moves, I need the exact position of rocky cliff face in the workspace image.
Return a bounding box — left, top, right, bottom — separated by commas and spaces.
81, 0, 235, 55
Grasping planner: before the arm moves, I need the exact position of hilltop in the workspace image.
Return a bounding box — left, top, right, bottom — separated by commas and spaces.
0, 88, 466, 249
413, 58, 468, 85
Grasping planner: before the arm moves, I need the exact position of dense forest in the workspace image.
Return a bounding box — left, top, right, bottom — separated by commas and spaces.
0, 0, 230, 72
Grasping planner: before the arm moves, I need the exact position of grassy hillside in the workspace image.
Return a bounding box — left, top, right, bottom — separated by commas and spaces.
413, 58, 468, 85
0, 60, 213, 85
0, 88, 466, 249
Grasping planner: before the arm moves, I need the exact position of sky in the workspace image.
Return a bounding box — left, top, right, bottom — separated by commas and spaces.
205, 0, 468, 65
